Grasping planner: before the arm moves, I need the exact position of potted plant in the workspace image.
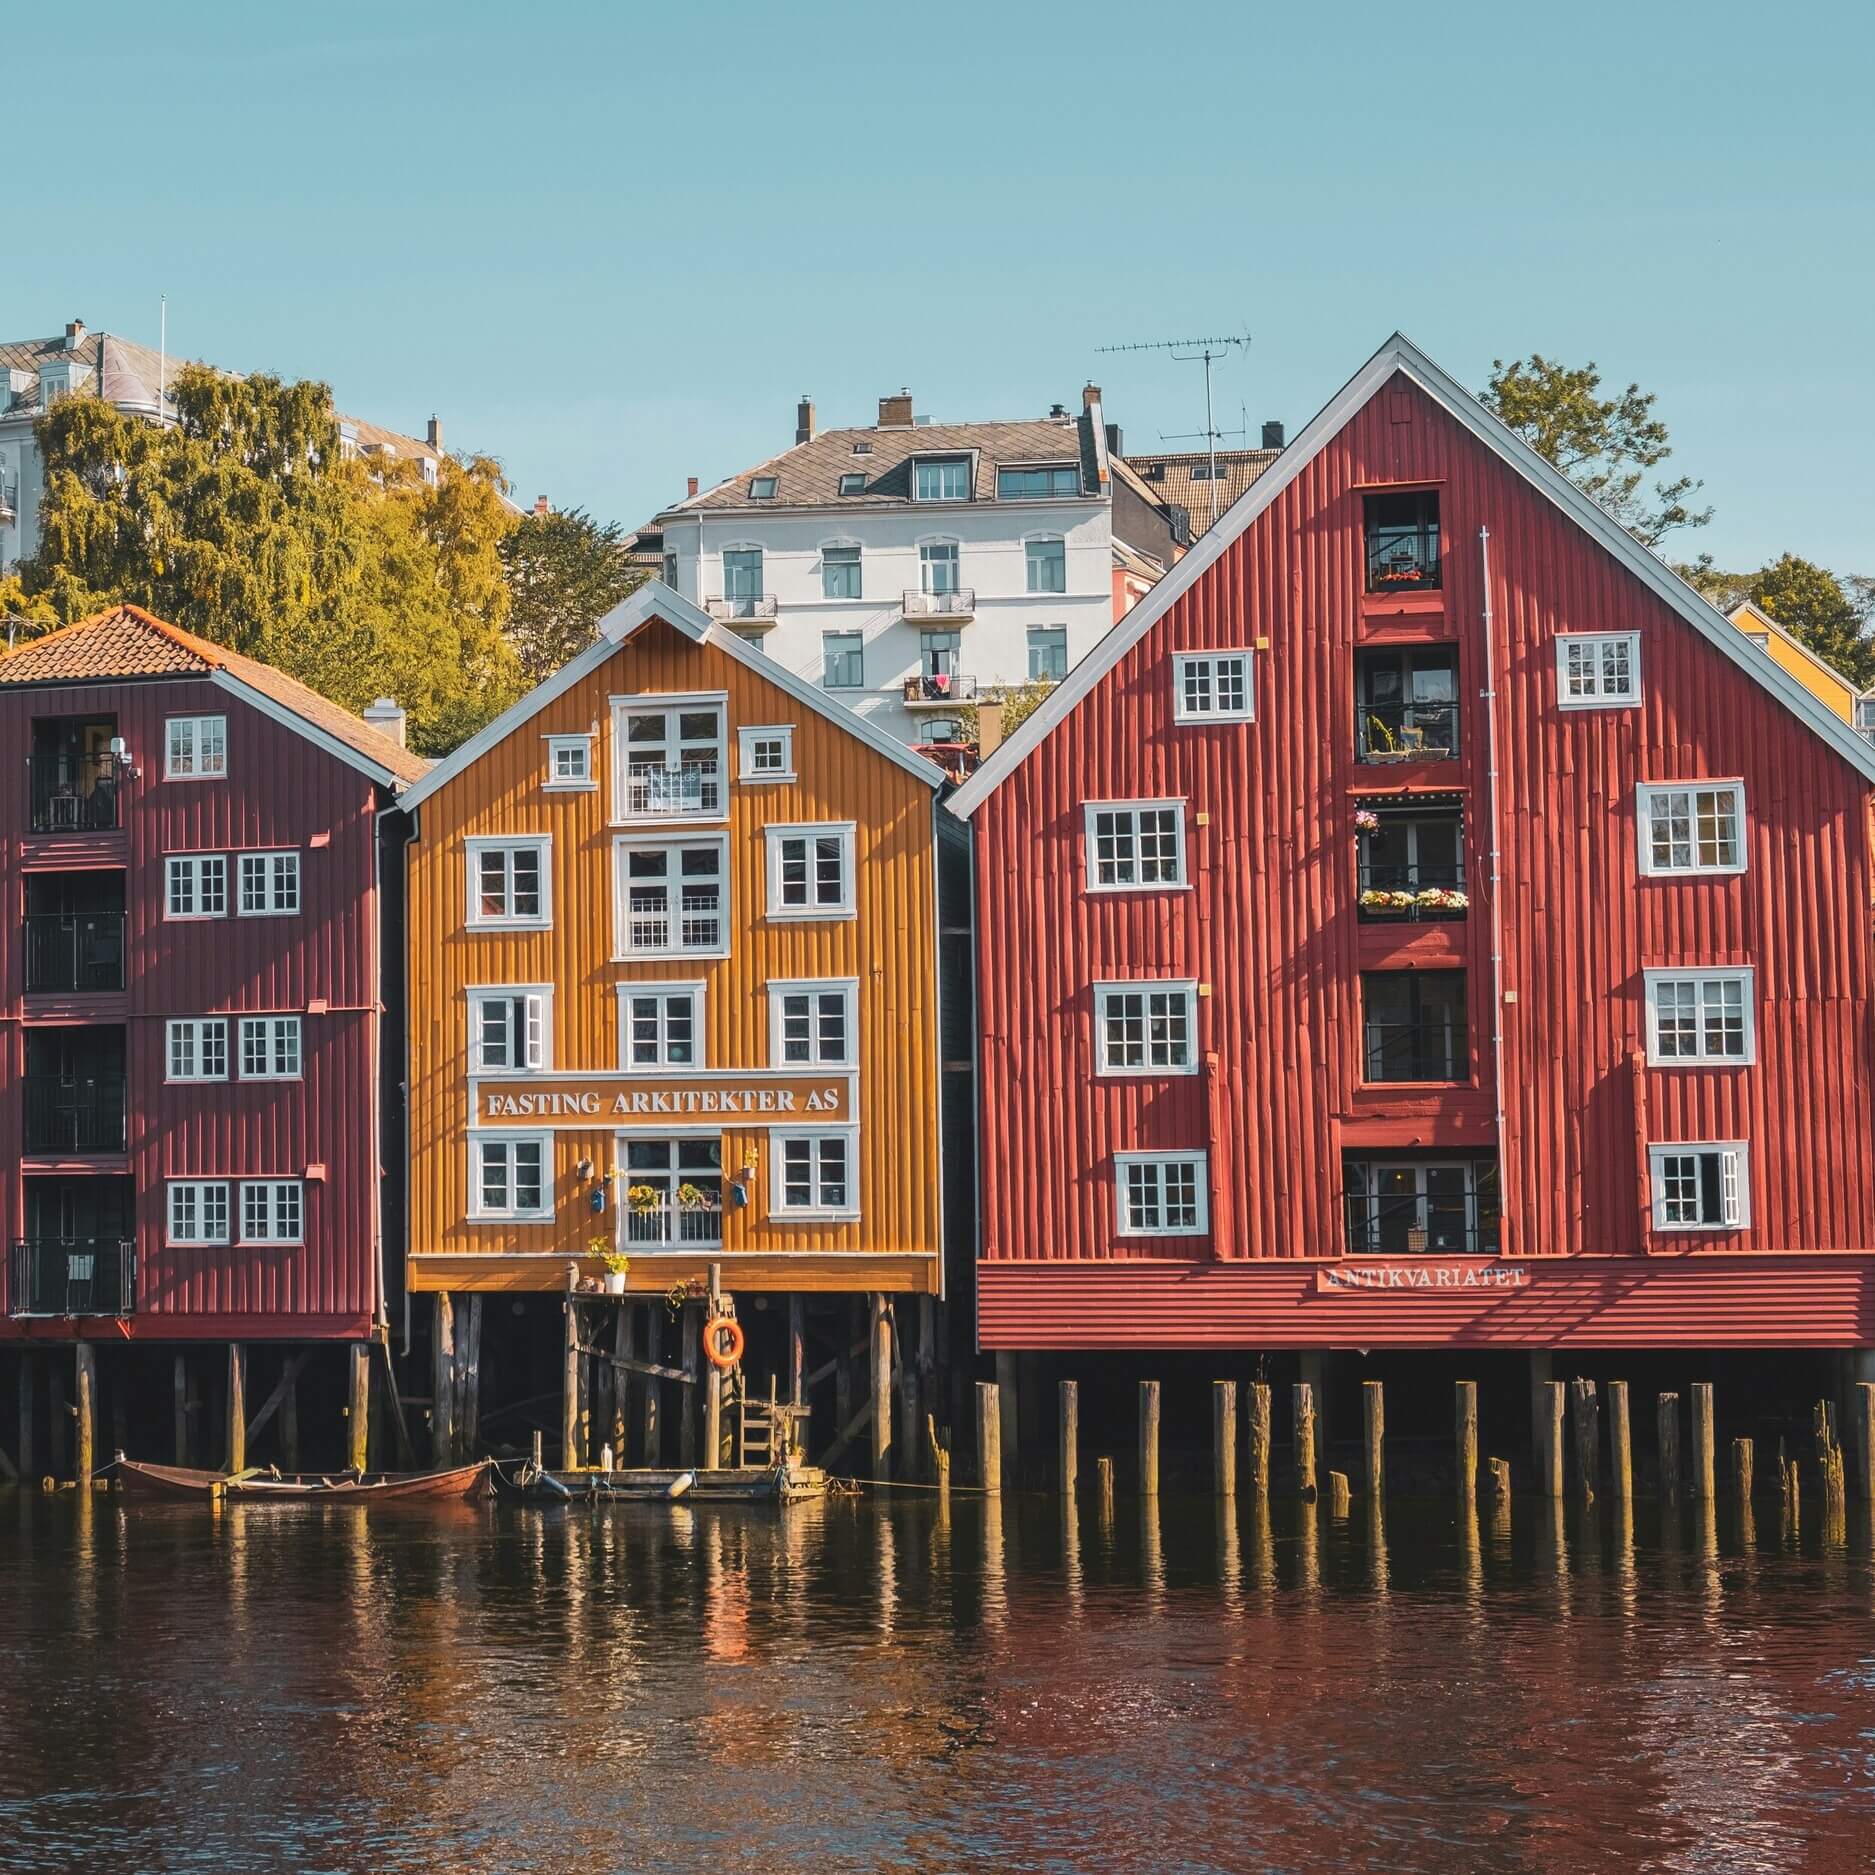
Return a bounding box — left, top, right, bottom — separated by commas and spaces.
1360, 886, 1418, 913
1416, 885, 1469, 913
626, 1182, 661, 1216
600, 1248, 631, 1296
676, 1182, 714, 1211
1354, 808, 1380, 834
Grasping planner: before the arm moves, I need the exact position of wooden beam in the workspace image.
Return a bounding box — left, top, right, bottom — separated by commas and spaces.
73, 1346, 95, 1485
432, 1291, 457, 1466
641, 1305, 662, 1466
804, 1334, 871, 1393
374, 1335, 416, 1467
280, 1358, 300, 1472
789, 1295, 806, 1407
461, 1294, 484, 1457
244, 1351, 313, 1449
869, 1293, 892, 1481
348, 1343, 371, 1473
820, 1397, 874, 1469
407, 1250, 940, 1295
173, 1354, 190, 1467
562, 1265, 581, 1469
225, 1344, 247, 1474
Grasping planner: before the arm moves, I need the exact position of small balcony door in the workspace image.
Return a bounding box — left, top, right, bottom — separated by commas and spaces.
1343, 1156, 1498, 1255
1356, 647, 1459, 761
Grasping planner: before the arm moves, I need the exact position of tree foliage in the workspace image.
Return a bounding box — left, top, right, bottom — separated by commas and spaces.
1481, 354, 1712, 548
500, 505, 646, 682
958, 679, 1054, 750
21, 366, 523, 753
1746, 554, 1875, 688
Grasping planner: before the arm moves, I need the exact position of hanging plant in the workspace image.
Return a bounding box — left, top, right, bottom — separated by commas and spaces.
626, 1182, 661, 1215
1353, 808, 1380, 834
676, 1182, 715, 1211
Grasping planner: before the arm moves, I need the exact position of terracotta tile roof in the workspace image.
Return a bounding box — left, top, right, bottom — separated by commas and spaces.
1119, 447, 1281, 539
0, 604, 429, 784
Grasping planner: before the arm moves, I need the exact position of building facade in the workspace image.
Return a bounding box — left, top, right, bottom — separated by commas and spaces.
0, 606, 422, 1354
1726, 598, 1875, 742
951, 335, 1875, 1353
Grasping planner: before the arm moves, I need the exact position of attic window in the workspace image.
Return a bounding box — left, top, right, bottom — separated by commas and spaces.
749, 476, 779, 500
851, 442, 873, 456
838, 473, 866, 496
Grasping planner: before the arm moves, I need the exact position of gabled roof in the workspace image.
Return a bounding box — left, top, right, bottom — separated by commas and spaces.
396, 582, 947, 813
1119, 446, 1281, 539
0, 604, 428, 786
1726, 599, 1869, 707
952, 333, 1875, 816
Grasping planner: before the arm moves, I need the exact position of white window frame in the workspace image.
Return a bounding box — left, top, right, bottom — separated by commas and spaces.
1024, 532, 1068, 595
1648, 1141, 1749, 1231
613, 833, 731, 960
913, 458, 972, 503
770, 1127, 861, 1220
467, 986, 552, 1074
239, 1179, 304, 1245
615, 980, 707, 1069
465, 835, 552, 929
237, 849, 301, 918
1113, 1151, 1210, 1238
819, 540, 862, 601
1172, 651, 1255, 724
1643, 968, 1756, 1066
165, 853, 228, 920
468, 1131, 553, 1222
766, 977, 860, 1069
764, 821, 858, 921
167, 1180, 231, 1246
610, 692, 728, 825
1082, 800, 1188, 893
1556, 632, 1642, 709
239, 1015, 303, 1081
165, 714, 228, 780
166, 1017, 230, 1083
544, 734, 596, 791
737, 724, 796, 783
1637, 781, 1747, 878
1092, 980, 1200, 1077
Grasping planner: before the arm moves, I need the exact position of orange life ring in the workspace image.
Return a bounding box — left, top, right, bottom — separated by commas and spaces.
703, 1317, 745, 1371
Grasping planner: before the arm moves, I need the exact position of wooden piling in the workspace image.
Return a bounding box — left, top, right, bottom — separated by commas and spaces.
1569, 1377, 1598, 1503
461, 1294, 483, 1458
1657, 1392, 1680, 1498
1327, 1470, 1351, 1517
1292, 1383, 1317, 1502
347, 1342, 371, 1473
73, 1345, 96, 1485
1485, 1456, 1511, 1500
1815, 1400, 1846, 1510
17, 1355, 33, 1481
1690, 1381, 1715, 1501
225, 1342, 247, 1474
48, 1357, 67, 1479
869, 1293, 892, 1480
641, 1304, 663, 1466
562, 1265, 581, 1469
976, 1381, 1002, 1496
433, 1290, 457, 1466
1855, 1383, 1875, 1503
1608, 1380, 1633, 1502
995, 1350, 1020, 1490
1539, 1381, 1564, 1498
1213, 1379, 1237, 1497
704, 1266, 724, 1472
789, 1295, 806, 1407
1095, 1454, 1115, 1520
1363, 1379, 1384, 1498
1731, 1436, 1754, 1504
280, 1356, 300, 1472
897, 1311, 921, 1482
610, 1302, 631, 1459
1059, 1379, 1079, 1497
1139, 1380, 1161, 1498
924, 1411, 951, 1498
1246, 1381, 1271, 1497
173, 1354, 189, 1467
1779, 1439, 1799, 1526
1528, 1351, 1553, 1472
1455, 1380, 1478, 1497
678, 1305, 699, 1467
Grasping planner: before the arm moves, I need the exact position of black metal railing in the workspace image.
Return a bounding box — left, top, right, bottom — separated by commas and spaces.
23, 913, 127, 993
1342, 1197, 1497, 1257
903, 673, 980, 703
23, 1077, 128, 1154
1365, 529, 1441, 592
28, 752, 123, 833
7, 1239, 136, 1317
1356, 699, 1459, 762
1362, 1020, 1468, 1083
1356, 860, 1468, 920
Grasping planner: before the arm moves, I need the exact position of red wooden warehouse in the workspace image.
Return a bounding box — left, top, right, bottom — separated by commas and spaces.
0, 606, 423, 1465
950, 335, 1875, 1359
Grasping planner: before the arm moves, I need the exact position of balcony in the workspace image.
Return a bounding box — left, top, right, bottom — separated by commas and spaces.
621, 758, 722, 819
902, 587, 976, 621
24, 1077, 127, 1155
704, 593, 778, 626
7, 1239, 136, 1318
1364, 490, 1441, 593
1357, 698, 1458, 763
1342, 1157, 1498, 1256
24, 914, 127, 994
29, 751, 124, 834
1357, 864, 1467, 921
623, 1200, 724, 1249
903, 673, 980, 707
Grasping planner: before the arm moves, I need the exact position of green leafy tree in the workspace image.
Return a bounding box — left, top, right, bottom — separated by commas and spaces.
958, 678, 1054, 750
1481, 355, 1712, 548
500, 505, 646, 682
1745, 554, 1875, 688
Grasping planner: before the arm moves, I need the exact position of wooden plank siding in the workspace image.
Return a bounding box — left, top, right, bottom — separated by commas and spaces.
402, 612, 943, 1294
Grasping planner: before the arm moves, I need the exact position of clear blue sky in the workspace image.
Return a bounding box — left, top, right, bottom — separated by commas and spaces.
20, 0, 1872, 572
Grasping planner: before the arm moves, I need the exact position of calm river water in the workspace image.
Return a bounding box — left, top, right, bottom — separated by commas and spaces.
2, 1487, 1872, 1873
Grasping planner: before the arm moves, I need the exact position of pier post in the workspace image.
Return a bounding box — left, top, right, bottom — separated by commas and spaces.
1779, 1441, 1799, 1528
869, 1293, 893, 1481
926, 1413, 951, 1499
1095, 1454, 1114, 1521
1569, 1378, 1598, 1503
1139, 1380, 1161, 1498
1854, 1384, 1875, 1502
995, 1351, 1019, 1490
185, 1360, 203, 1470
225, 1343, 247, 1474
1059, 1379, 1079, 1497
1539, 1381, 1564, 1498
462, 1295, 483, 1459
642, 1305, 663, 1466
1690, 1382, 1716, 1501
1292, 1383, 1317, 1502
679, 1305, 699, 1467
789, 1295, 806, 1407
917, 1296, 937, 1434
73, 1345, 96, 1485
1528, 1351, 1553, 1471
610, 1302, 630, 1460
705, 1265, 725, 1473
1657, 1392, 1681, 1497
1732, 1436, 1754, 1503
347, 1343, 371, 1473
1486, 1456, 1511, 1501
898, 1308, 921, 1482
1299, 1351, 1327, 1475
432, 1291, 457, 1466
280, 1355, 300, 1473
1363, 1379, 1384, 1499
1246, 1382, 1271, 1497
17, 1354, 34, 1481
1455, 1381, 1478, 1496
48, 1357, 67, 1478
976, 1381, 1001, 1496
173, 1354, 189, 1466
562, 1265, 581, 1470
1327, 1470, 1351, 1518
1815, 1401, 1846, 1511
1608, 1380, 1633, 1502
1213, 1379, 1237, 1498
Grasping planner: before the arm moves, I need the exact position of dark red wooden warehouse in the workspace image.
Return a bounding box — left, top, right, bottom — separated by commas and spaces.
950, 334, 1875, 1374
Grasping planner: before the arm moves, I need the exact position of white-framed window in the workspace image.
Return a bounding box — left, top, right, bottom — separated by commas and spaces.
545, 734, 595, 790
823, 630, 865, 689
738, 724, 796, 782
767, 978, 858, 1067
165, 715, 227, 779
749, 475, 778, 500
1114, 1151, 1209, 1237
167, 1180, 231, 1245
614, 834, 730, 957
1083, 801, 1186, 892
167, 1018, 229, 1082
239, 1016, 303, 1080
821, 543, 861, 600
772, 1129, 859, 1218
1173, 651, 1254, 723
1638, 782, 1746, 877
1025, 534, 1067, 594
1028, 624, 1068, 682
765, 822, 857, 920
919, 541, 962, 595
914, 458, 971, 502
165, 854, 228, 919
469, 1132, 551, 1221
238, 850, 300, 917
1557, 632, 1642, 708
1649, 1142, 1748, 1230
1644, 969, 1755, 1065
617, 981, 704, 1068
466, 836, 551, 928
240, 1180, 304, 1244
1093, 981, 1199, 1075
998, 464, 1080, 500
467, 988, 550, 1073
613, 696, 726, 821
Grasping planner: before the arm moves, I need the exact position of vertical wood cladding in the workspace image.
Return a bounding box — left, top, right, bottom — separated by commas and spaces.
972, 371, 1875, 1289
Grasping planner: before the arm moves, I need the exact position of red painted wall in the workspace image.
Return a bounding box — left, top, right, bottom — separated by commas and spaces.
970, 370, 1875, 1346
0, 676, 385, 1339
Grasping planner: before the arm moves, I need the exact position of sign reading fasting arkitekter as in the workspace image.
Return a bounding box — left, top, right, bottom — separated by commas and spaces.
471, 1070, 856, 1128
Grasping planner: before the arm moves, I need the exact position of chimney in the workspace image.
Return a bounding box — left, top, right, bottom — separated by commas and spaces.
363, 697, 408, 749
976, 699, 1006, 761
1082, 382, 1102, 409
1048, 403, 1068, 420
686, 475, 699, 498
426, 415, 444, 450
533, 496, 550, 517
1261, 420, 1285, 450
64, 319, 86, 351
795, 396, 816, 445
878, 388, 914, 427
1105, 422, 1123, 456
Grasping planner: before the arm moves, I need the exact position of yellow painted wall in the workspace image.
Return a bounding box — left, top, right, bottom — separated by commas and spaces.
1728, 600, 1859, 723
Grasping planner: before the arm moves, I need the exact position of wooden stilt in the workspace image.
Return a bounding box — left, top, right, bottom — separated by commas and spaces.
1363, 1379, 1384, 1498
1246, 1381, 1271, 1497
1095, 1453, 1114, 1520
280, 1354, 300, 1473
73, 1345, 96, 1485
869, 1292, 892, 1480
1608, 1380, 1633, 1502
173, 1354, 189, 1466
917, 1295, 937, 1435
703, 1266, 724, 1472
225, 1343, 247, 1474
1569, 1377, 1598, 1503
610, 1302, 630, 1460
926, 1412, 951, 1499
679, 1305, 699, 1467
1214, 1379, 1237, 1497
1855, 1383, 1875, 1503
1455, 1380, 1478, 1497
1292, 1382, 1317, 1502
1539, 1381, 1564, 1498
347, 1343, 371, 1473
562, 1265, 581, 1470
1657, 1392, 1681, 1498
896, 1307, 920, 1482
18, 1354, 35, 1481
433, 1291, 457, 1466
1815, 1400, 1846, 1510
185, 1359, 203, 1470
48, 1357, 67, 1479
1732, 1436, 1754, 1504
1059, 1378, 1079, 1497
462, 1294, 483, 1458
1485, 1455, 1511, 1500
976, 1381, 1001, 1496
1690, 1381, 1715, 1501
995, 1350, 1019, 1490
1528, 1351, 1553, 1472
1327, 1470, 1351, 1518
1138, 1380, 1161, 1498
110, 1378, 126, 1465
1299, 1350, 1327, 1475
642, 1305, 663, 1465
789, 1294, 806, 1407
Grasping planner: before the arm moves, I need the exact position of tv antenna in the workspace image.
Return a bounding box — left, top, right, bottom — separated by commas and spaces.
1095, 330, 1249, 528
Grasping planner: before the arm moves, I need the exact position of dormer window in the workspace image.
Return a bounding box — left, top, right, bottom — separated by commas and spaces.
914, 458, 971, 502
749, 475, 778, 500
997, 465, 1081, 499
838, 473, 866, 496
38, 365, 72, 408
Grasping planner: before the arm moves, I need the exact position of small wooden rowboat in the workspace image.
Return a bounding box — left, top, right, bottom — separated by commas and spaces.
117, 1459, 491, 1503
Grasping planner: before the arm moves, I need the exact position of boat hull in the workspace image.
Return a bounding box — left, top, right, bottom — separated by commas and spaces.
117, 1460, 491, 1503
